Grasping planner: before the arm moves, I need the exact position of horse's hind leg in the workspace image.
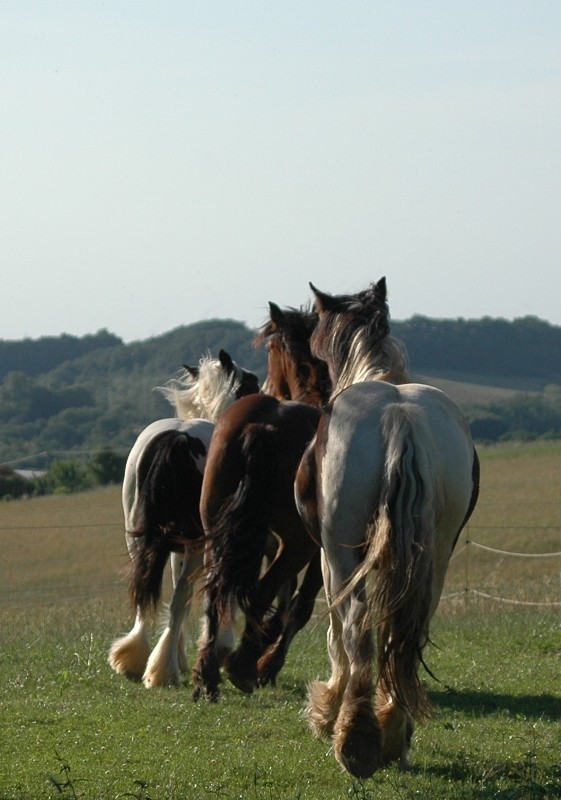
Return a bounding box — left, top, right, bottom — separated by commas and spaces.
143, 550, 202, 688
192, 586, 223, 702
108, 611, 151, 679
306, 551, 349, 738
225, 538, 315, 693
260, 576, 297, 649
332, 590, 383, 779
258, 549, 321, 687
170, 551, 189, 674
108, 531, 151, 679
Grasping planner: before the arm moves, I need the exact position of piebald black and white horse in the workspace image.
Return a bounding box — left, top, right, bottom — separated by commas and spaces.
295, 279, 480, 777
108, 349, 259, 688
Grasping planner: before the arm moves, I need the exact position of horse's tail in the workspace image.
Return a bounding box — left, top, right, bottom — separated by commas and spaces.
206, 423, 278, 617
129, 430, 204, 613
350, 404, 437, 721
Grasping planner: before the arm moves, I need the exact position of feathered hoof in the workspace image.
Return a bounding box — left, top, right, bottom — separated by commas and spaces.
142, 666, 181, 689
226, 669, 256, 694
376, 697, 414, 770
225, 651, 257, 694
107, 633, 150, 680
192, 651, 221, 702
191, 683, 220, 703
334, 699, 383, 779
306, 680, 340, 739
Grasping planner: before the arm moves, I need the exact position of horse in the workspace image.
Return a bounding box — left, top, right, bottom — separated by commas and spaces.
192, 302, 331, 700
295, 278, 480, 778
108, 349, 260, 688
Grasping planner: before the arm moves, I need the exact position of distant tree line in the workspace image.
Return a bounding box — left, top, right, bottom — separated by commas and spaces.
391, 315, 561, 382
0, 315, 560, 494
0, 329, 121, 382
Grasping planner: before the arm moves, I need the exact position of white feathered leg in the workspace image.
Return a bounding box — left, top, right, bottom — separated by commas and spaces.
143, 549, 202, 688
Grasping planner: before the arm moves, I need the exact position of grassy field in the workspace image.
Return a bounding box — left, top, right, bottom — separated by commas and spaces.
0, 442, 560, 799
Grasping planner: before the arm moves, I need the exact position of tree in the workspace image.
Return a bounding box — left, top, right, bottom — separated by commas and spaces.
88, 447, 127, 485
37, 460, 92, 495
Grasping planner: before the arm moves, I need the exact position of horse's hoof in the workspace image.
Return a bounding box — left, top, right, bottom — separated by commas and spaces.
256, 662, 277, 687
338, 730, 383, 779
256, 650, 281, 687
225, 652, 257, 693
227, 671, 255, 694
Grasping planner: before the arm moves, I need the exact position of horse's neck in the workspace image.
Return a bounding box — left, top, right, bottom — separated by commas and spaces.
294, 365, 330, 407
331, 336, 411, 395
266, 357, 327, 407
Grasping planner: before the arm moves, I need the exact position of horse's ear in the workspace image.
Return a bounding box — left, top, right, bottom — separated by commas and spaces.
183, 363, 199, 378
361, 277, 388, 313
374, 276, 387, 302
268, 301, 284, 328
309, 282, 338, 313
218, 349, 235, 373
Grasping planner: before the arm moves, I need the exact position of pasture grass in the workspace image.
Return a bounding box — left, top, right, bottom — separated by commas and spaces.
1, 442, 560, 799
1, 603, 559, 799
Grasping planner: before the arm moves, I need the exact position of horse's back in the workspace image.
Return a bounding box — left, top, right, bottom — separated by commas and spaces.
202, 393, 321, 517
329, 381, 474, 474
126, 418, 214, 471
320, 381, 476, 545
123, 418, 215, 530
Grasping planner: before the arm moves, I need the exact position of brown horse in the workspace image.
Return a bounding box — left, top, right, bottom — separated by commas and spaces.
295, 279, 479, 777
192, 302, 331, 700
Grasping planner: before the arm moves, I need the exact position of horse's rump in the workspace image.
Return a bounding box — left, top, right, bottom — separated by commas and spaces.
202, 395, 321, 616
129, 428, 209, 611
203, 421, 280, 616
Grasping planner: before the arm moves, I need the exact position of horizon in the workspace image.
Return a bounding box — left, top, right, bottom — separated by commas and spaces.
1, 307, 560, 347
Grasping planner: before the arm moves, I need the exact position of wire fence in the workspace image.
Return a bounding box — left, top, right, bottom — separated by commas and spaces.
1, 517, 560, 609
441, 533, 561, 608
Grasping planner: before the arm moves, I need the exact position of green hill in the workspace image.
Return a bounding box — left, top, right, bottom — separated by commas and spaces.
1, 314, 560, 465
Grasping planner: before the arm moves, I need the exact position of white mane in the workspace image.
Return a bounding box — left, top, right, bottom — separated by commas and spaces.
156, 353, 243, 422
332, 334, 411, 397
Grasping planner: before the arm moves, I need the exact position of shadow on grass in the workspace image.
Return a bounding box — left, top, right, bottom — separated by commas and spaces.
430, 686, 561, 720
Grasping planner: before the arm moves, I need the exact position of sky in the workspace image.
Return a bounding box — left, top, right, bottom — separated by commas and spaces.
2, 1, 561, 343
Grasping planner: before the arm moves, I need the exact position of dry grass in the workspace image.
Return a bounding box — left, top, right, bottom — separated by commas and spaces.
443, 440, 561, 610
1, 440, 560, 615
0, 487, 127, 605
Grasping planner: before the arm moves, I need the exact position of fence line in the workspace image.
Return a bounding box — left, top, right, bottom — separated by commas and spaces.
1, 521, 560, 533
469, 589, 561, 607
1, 522, 560, 609
467, 539, 561, 558
440, 535, 561, 608
0, 522, 118, 531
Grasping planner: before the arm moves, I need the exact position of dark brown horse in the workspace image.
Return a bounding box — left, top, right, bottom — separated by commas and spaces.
192, 302, 331, 700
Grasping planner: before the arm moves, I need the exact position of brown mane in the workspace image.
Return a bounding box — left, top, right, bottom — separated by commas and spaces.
254, 302, 331, 406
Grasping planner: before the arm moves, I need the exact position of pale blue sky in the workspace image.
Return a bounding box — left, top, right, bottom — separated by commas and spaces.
2, 1, 560, 341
